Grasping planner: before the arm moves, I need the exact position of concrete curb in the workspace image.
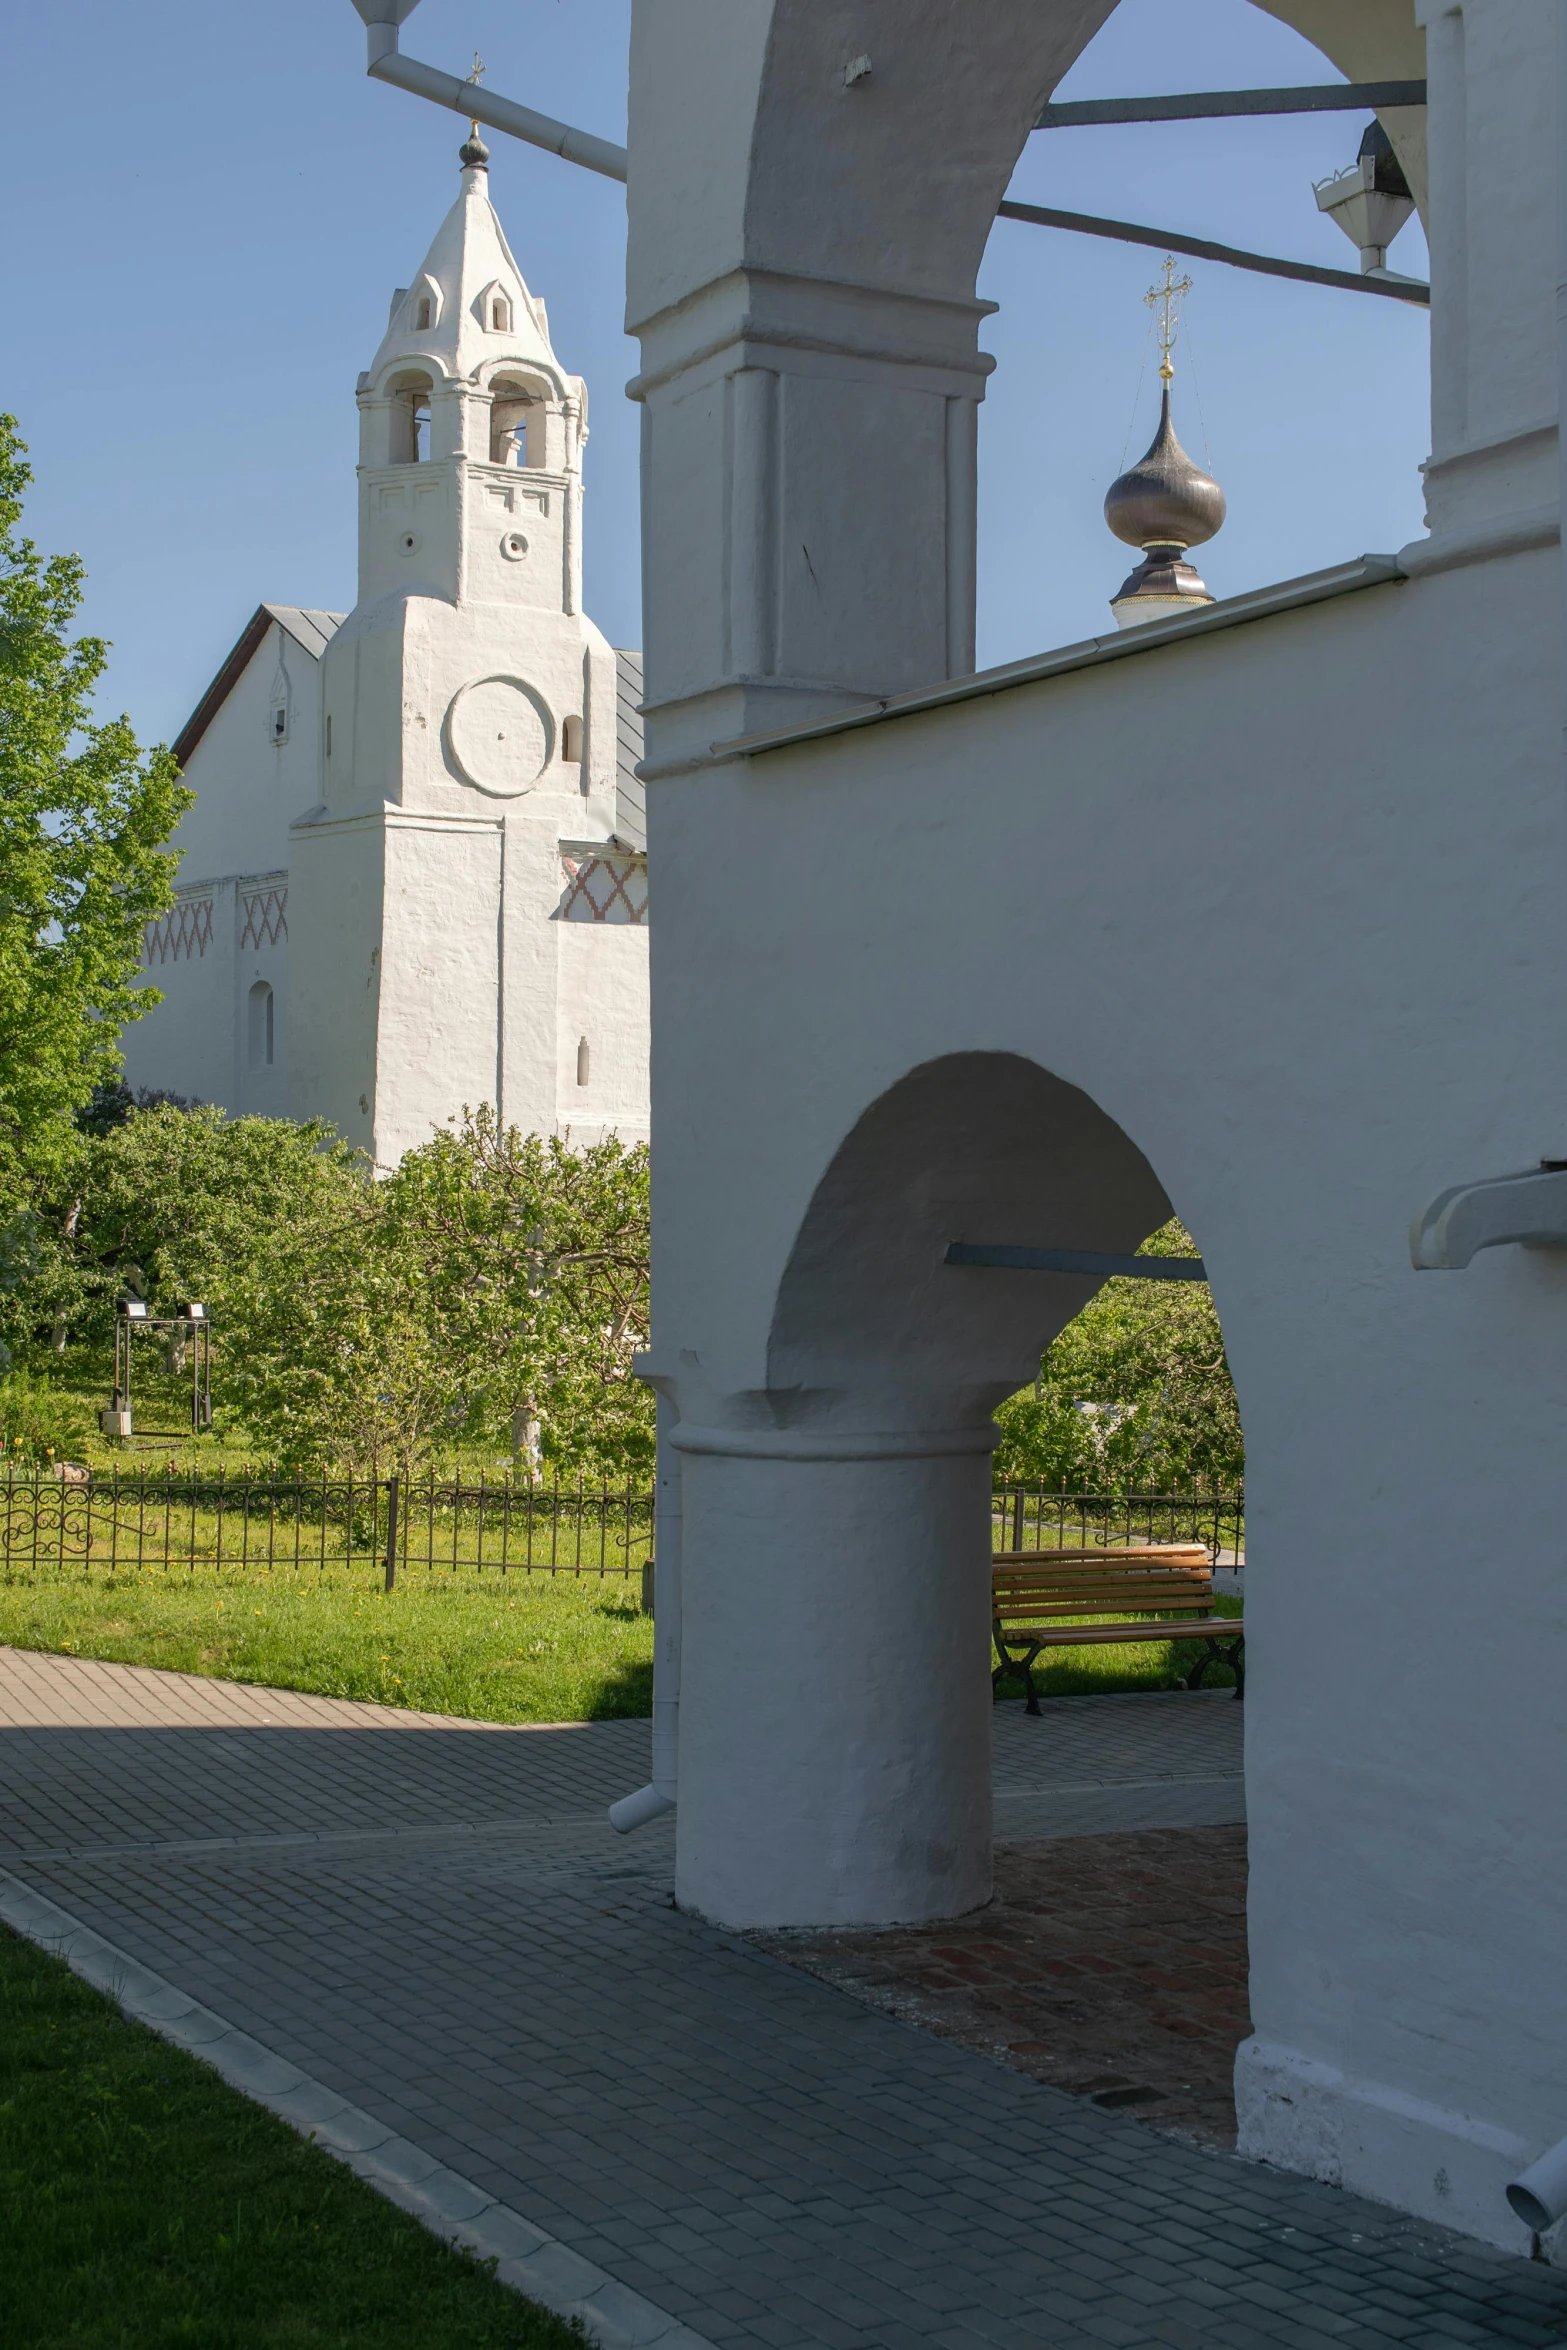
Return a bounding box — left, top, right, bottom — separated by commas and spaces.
0, 1870, 716, 2350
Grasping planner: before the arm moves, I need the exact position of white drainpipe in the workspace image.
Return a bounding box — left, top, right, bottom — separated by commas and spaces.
1508, 2135, 1567, 2234
609, 1395, 680, 1831
348, 0, 628, 182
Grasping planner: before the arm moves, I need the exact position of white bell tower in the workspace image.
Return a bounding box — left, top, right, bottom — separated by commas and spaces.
288, 127, 634, 1164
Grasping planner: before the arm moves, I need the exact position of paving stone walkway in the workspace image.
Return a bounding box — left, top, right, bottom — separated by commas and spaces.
4, 1646, 1567, 2350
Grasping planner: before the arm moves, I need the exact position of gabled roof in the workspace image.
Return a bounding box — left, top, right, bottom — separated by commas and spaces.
171, 605, 345, 769
613, 651, 646, 853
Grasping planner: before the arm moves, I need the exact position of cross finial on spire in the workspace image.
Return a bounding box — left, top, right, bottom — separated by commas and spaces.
465, 51, 486, 141
1146, 255, 1194, 384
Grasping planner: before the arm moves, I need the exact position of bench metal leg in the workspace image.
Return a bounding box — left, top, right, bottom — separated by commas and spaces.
1181, 1635, 1245, 1697
993, 1638, 1044, 1715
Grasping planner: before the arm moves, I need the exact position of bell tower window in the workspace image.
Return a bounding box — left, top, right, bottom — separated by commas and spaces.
490, 386, 532, 467
388, 374, 434, 464
414, 297, 432, 330
491, 295, 511, 332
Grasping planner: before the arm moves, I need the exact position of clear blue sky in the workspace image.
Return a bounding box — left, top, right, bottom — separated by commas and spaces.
0, 1, 1430, 748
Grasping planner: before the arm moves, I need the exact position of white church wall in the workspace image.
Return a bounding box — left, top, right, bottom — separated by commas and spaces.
644, 543, 1567, 2254
555, 855, 651, 1144
373, 813, 504, 1166
169, 622, 322, 884
122, 879, 239, 1109
286, 811, 384, 1156
131, 145, 650, 1165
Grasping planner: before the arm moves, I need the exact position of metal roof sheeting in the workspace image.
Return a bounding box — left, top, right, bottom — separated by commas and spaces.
171, 605, 346, 769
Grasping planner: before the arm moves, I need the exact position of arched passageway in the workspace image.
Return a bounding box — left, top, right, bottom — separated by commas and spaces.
674, 1052, 1192, 1929
629, 0, 1567, 2255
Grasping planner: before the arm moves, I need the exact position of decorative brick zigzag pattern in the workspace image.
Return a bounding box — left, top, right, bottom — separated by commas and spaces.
143, 898, 214, 966
240, 888, 289, 949
559, 855, 648, 925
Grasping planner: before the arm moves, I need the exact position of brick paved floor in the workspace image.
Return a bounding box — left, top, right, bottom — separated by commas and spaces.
757, 1827, 1249, 2153
4, 1648, 1567, 2349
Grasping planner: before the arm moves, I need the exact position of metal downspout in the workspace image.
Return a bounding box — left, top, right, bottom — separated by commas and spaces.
350, 1, 628, 182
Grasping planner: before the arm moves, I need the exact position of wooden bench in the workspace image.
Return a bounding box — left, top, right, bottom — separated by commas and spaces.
992, 1545, 1243, 1715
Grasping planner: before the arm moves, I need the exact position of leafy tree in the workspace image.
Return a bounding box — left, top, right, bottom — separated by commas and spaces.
214, 1108, 651, 1477
379, 1112, 652, 1475
993, 1221, 1243, 1490
0, 1104, 356, 1366
0, 417, 190, 1196
214, 1154, 446, 1476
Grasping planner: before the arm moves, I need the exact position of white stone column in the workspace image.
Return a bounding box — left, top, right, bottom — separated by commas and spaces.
630, 274, 992, 776
670, 1424, 996, 1929
1411, 0, 1561, 567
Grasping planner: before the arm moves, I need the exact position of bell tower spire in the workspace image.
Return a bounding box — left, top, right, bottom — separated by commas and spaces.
351, 129, 588, 620
290, 143, 629, 1164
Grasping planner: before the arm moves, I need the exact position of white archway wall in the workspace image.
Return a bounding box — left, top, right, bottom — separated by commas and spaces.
628, 0, 1555, 770
647, 537, 1567, 2238
627, 0, 1567, 2248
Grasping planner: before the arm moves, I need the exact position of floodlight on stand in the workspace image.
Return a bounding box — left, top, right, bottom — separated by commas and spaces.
1313, 121, 1416, 275
182, 1302, 207, 1320
122, 1300, 149, 1320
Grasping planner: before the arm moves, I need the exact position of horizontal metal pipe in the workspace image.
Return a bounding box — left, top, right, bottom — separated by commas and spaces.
367, 46, 628, 182
946, 1243, 1209, 1282
1037, 81, 1426, 129
996, 198, 1430, 304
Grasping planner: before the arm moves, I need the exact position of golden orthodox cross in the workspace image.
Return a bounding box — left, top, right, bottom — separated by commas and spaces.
1146, 255, 1194, 384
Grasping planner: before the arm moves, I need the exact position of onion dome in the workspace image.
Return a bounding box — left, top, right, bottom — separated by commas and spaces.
1104, 387, 1227, 631
460, 122, 491, 170
1104, 389, 1226, 556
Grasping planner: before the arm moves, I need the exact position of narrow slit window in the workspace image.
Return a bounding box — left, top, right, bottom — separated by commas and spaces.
272, 704, 287, 742
415, 297, 432, 330
491, 296, 511, 331
576, 1038, 590, 1088
326, 714, 333, 757
562, 715, 583, 764
248, 981, 275, 1070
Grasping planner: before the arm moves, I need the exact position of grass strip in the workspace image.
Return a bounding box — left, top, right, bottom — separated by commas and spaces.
0, 1922, 581, 2349
0, 1562, 1237, 1723
0, 1571, 653, 1723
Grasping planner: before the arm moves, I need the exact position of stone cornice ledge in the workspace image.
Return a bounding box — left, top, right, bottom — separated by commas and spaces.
689, 554, 1406, 771
1398, 504, 1560, 579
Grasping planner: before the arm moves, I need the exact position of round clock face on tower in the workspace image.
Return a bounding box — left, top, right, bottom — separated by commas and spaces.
444, 676, 555, 797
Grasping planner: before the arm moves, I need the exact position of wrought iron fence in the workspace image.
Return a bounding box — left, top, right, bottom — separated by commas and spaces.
0, 1470, 1242, 1586
0, 1469, 655, 1587
989, 1482, 1244, 1566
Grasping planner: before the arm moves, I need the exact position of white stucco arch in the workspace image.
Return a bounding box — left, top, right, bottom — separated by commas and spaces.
767, 1052, 1175, 1427
628, 0, 1567, 2254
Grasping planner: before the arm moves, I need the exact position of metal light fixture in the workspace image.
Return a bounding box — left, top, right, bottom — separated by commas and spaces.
1313, 122, 1417, 276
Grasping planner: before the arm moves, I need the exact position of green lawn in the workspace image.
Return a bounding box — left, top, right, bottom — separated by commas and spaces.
0, 1567, 653, 1723
0, 1924, 581, 2350
0, 1551, 1239, 1719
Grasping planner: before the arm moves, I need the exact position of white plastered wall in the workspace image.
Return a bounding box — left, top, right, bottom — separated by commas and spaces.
626, 0, 1567, 2258
121, 620, 316, 1113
